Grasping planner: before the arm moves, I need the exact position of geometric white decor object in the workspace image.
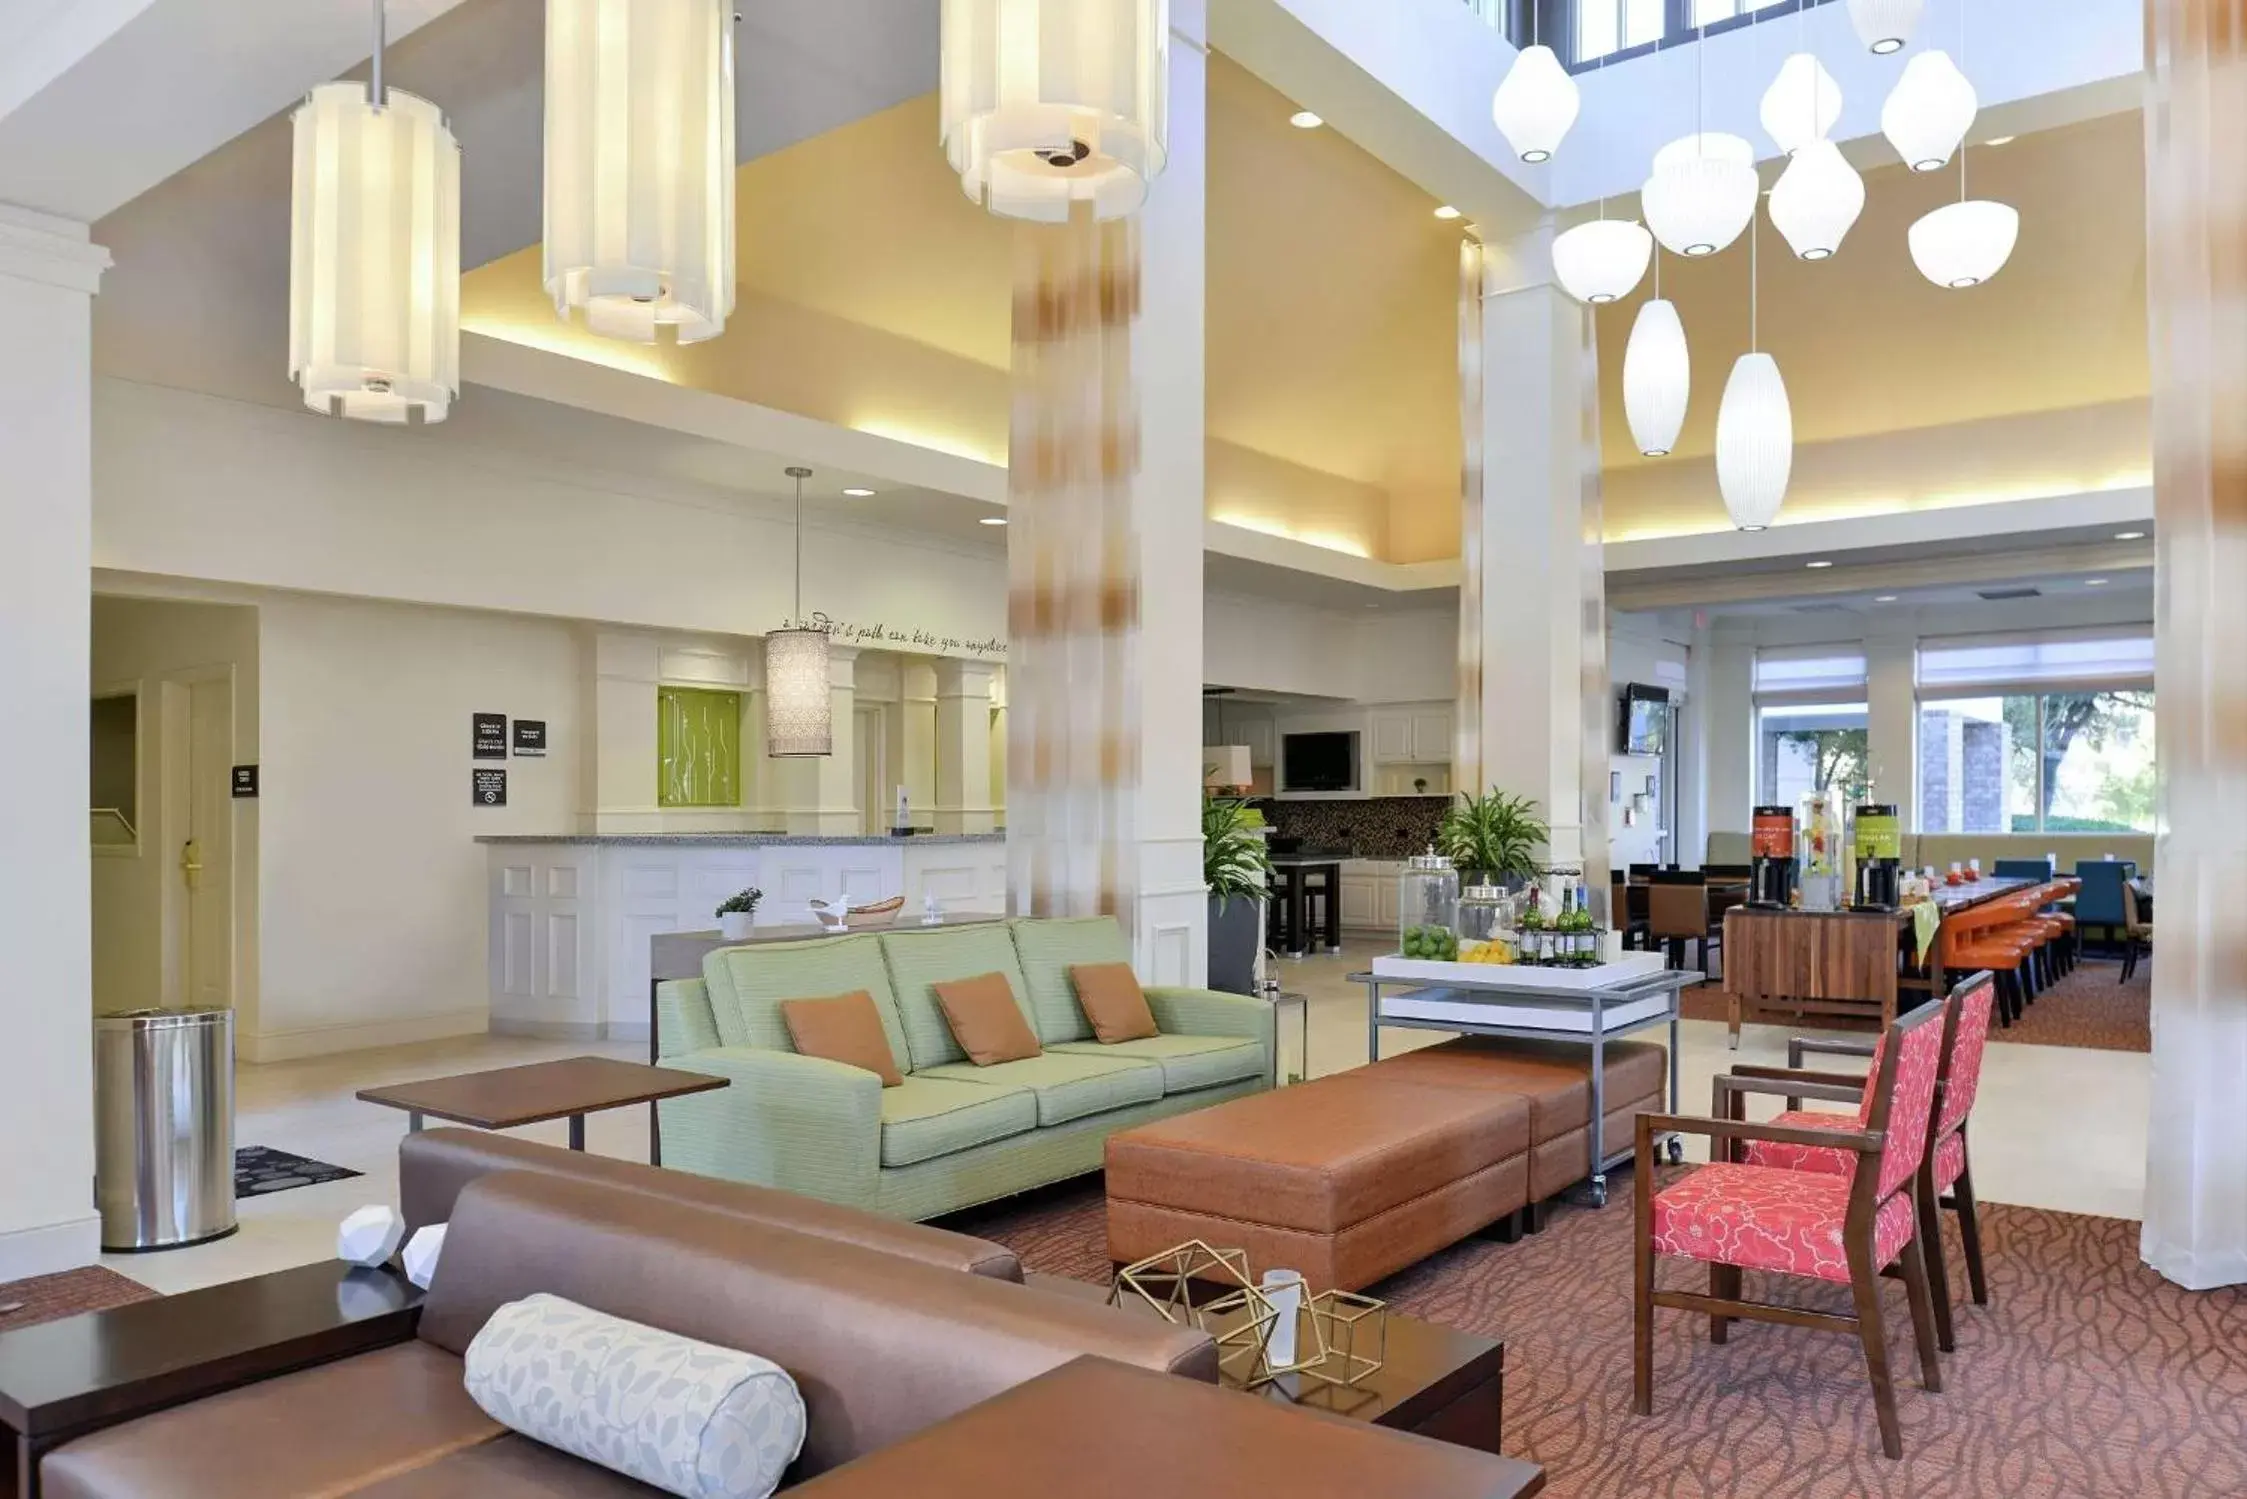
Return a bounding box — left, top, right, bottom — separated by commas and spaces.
1491, 44, 1580, 164
1761, 52, 1843, 157
288, 81, 461, 423
402, 1223, 448, 1290
1551, 218, 1653, 305
1716, 352, 1793, 531
1768, 139, 1866, 259
1908, 199, 2020, 288
940, 0, 1169, 222
544, 0, 736, 342
1624, 298, 1690, 458
336, 1204, 407, 1266
1846, 0, 1925, 54
1880, 50, 1977, 172
1642, 133, 1761, 257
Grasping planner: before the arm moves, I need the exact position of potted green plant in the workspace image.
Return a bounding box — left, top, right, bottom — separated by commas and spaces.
715, 887, 763, 942
1204, 791, 1274, 996
1436, 790, 1549, 890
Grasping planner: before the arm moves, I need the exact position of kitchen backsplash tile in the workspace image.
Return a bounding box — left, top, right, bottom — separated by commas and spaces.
1254, 797, 1448, 860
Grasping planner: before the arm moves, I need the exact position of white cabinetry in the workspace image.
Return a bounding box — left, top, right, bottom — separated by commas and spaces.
1369, 713, 1414, 765
1341, 859, 1405, 934
1241, 715, 1277, 769
1339, 870, 1378, 927
1410, 708, 1453, 763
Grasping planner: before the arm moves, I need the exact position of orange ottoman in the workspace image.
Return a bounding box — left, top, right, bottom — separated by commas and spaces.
1366, 1037, 1669, 1203
1103, 1072, 1532, 1292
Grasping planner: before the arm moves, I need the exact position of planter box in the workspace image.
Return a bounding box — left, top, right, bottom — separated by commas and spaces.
1370, 950, 1668, 993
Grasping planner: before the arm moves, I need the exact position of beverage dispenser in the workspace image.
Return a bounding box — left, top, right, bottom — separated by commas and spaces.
1749, 804, 1799, 908
1853, 803, 1902, 910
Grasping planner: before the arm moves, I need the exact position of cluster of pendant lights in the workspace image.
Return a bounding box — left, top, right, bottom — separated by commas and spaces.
1488, 0, 2018, 532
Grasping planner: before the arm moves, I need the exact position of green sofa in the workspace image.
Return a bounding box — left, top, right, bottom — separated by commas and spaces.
654, 916, 1274, 1221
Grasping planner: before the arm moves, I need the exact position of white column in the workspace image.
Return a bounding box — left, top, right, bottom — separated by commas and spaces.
894, 658, 938, 828
934, 658, 997, 834
1467, 220, 1608, 901
1864, 625, 1918, 828
0, 205, 108, 1278
1705, 633, 1757, 846
588, 631, 659, 833
1677, 615, 1713, 871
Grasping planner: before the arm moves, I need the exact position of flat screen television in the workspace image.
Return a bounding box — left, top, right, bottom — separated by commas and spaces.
1282, 731, 1358, 792
1619, 685, 1669, 756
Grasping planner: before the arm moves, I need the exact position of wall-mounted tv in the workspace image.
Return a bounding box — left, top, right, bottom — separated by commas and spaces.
1619, 685, 1669, 756
1282, 731, 1359, 793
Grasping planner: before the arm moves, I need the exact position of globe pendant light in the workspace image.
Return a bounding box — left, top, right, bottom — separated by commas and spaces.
1768, 139, 1865, 259
1642, 133, 1759, 257
1492, 45, 1579, 164
1717, 218, 1791, 531
940, 0, 1169, 222
288, 3, 460, 424
1760, 52, 1842, 158
545, 0, 736, 343
1880, 50, 1976, 172
1846, 0, 1924, 54
1551, 216, 1652, 305
1906, 2, 2014, 289
766, 467, 832, 758
1624, 269, 1688, 459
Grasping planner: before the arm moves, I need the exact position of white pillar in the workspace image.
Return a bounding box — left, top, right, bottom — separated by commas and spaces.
1677, 615, 1713, 869
1464, 220, 1608, 903
1705, 633, 1757, 847
1864, 625, 1918, 828
894, 658, 938, 828
0, 205, 108, 1277
934, 658, 997, 834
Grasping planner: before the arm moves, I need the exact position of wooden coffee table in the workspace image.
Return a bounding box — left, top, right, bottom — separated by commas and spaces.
1026, 1272, 1511, 1454
356, 1056, 726, 1150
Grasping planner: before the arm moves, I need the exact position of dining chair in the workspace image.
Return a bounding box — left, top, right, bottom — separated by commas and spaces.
1634, 998, 1950, 1461
2072, 862, 2130, 953
2121, 882, 2154, 983
1646, 881, 1712, 974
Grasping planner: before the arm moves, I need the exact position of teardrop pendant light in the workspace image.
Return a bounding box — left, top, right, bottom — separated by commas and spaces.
1717, 216, 1791, 532
1624, 277, 1688, 459
1760, 52, 1842, 158
1846, 0, 1924, 54
1768, 139, 1865, 259
1552, 217, 1652, 305
1906, 2, 2016, 289
766, 467, 833, 758
288, 2, 461, 423
1492, 42, 1579, 163
1881, 50, 1977, 172
1643, 133, 1760, 257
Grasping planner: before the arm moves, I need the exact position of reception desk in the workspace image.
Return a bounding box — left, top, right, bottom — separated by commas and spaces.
479, 834, 1009, 1040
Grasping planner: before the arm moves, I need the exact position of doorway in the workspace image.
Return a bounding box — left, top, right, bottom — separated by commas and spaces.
162, 671, 234, 1011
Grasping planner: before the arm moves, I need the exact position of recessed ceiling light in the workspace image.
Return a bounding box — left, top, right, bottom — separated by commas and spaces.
978, 516, 1008, 527
1986, 135, 2017, 146
1805, 559, 1835, 569
1874, 594, 1900, 603
1434, 205, 1462, 220
841, 487, 875, 497
2114, 530, 2146, 541
2085, 577, 2109, 586
1290, 110, 1324, 129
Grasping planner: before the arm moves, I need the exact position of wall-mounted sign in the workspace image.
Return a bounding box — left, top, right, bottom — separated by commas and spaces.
473, 713, 508, 759
472, 768, 508, 807
513, 719, 547, 757
231, 765, 259, 798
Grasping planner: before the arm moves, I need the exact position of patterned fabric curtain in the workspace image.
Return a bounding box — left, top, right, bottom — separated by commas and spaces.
1006, 208, 1144, 929
2140, 0, 2247, 1291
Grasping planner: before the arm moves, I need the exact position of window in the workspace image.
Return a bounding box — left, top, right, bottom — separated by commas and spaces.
1576, 0, 1665, 62
1754, 643, 1868, 700
90, 692, 139, 847
1526, 0, 1838, 68
1757, 703, 1872, 808
657, 686, 743, 808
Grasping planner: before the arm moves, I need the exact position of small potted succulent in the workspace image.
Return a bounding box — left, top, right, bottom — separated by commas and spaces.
716, 887, 763, 942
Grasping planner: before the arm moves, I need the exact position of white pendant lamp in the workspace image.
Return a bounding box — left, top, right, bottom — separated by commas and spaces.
1624, 290, 1688, 459
545, 0, 736, 343
1910, 199, 2018, 288
288, 3, 460, 424
940, 0, 1169, 222
1717, 218, 1791, 531
1880, 50, 1977, 172
1492, 44, 1579, 164
1846, 0, 1925, 54
1768, 139, 1865, 259
1642, 134, 1759, 258
1551, 218, 1652, 305
1760, 52, 1842, 158
766, 468, 832, 758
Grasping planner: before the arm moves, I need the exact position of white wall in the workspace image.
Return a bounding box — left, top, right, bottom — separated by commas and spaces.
1205, 592, 1455, 704
1608, 621, 1692, 868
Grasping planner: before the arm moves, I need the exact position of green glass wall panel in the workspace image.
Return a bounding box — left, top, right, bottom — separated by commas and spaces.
658, 687, 743, 807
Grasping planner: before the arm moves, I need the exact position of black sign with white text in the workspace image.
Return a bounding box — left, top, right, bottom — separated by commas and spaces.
472, 713, 508, 760
231, 765, 259, 798
513, 719, 547, 757
473, 768, 508, 807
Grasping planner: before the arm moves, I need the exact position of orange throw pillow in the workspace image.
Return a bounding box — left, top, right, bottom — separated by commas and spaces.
932, 972, 1043, 1066
779, 991, 902, 1087
1069, 962, 1158, 1044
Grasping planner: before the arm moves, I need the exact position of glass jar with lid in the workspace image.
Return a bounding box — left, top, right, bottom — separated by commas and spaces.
1457, 884, 1512, 964
1398, 850, 1460, 962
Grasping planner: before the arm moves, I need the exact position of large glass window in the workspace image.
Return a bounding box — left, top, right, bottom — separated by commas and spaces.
1526, 0, 1831, 68
1757, 702, 1872, 808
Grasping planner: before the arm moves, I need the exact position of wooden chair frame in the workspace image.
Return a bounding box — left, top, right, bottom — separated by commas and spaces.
1634, 1000, 1950, 1461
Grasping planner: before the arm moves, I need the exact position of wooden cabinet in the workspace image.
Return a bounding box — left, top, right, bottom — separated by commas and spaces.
1241, 715, 1277, 769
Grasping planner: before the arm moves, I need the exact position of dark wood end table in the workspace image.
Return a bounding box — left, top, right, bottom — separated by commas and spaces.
0, 1261, 422, 1499
356, 1056, 727, 1150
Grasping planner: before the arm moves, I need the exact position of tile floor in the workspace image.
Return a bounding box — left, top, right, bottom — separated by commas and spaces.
112, 941, 2150, 1294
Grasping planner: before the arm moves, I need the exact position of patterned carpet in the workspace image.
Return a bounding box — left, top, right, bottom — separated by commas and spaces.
949, 1176, 2246, 1499
1679, 952, 2151, 1053
0, 1266, 156, 1332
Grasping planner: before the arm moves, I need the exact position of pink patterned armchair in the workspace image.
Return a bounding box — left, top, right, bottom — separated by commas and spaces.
1632, 997, 1952, 1461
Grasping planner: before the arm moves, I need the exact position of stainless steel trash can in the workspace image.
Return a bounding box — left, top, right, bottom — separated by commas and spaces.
94, 1007, 237, 1251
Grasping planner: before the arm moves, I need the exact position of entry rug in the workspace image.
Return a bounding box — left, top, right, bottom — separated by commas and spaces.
0, 1266, 157, 1331
235, 1144, 361, 1198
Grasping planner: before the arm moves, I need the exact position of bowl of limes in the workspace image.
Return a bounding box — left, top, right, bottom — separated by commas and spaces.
1400, 924, 1460, 962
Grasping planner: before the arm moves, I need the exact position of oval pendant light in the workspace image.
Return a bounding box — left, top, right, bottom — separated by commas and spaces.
1760, 52, 1842, 158
545, 0, 736, 342
1880, 50, 1977, 172
1768, 139, 1865, 259
1910, 199, 2019, 287
940, 0, 1169, 222
1718, 354, 1792, 531
1552, 218, 1653, 305
1846, 0, 1925, 54
1492, 44, 1580, 164
1624, 297, 1689, 459
1642, 133, 1759, 258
